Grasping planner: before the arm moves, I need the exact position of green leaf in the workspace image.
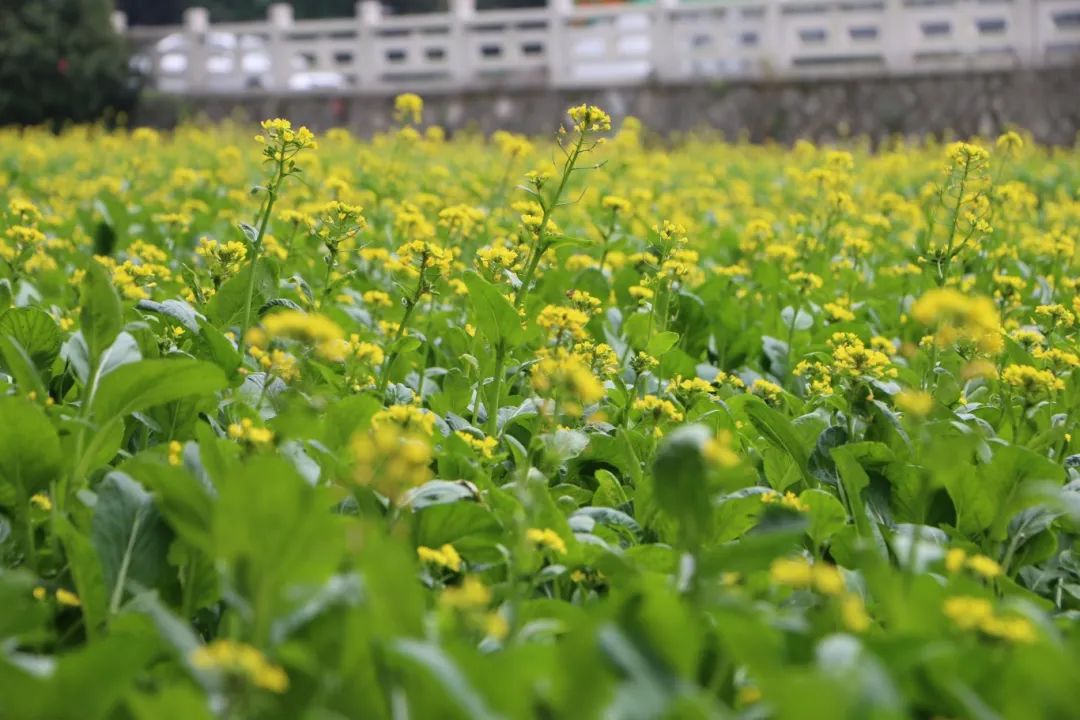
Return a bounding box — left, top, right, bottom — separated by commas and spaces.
54, 515, 110, 639
90, 359, 226, 425
80, 261, 123, 367
743, 396, 814, 486
0, 306, 61, 372
800, 488, 848, 546
948, 443, 1064, 541
831, 445, 873, 538
91, 472, 176, 613
214, 455, 345, 599
593, 468, 629, 508
780, 305, 813, 331
135, 299, 201, 333
644, 331, 680, 357
126, 685, 215, 720
714, 487, 769, 542
0, 616, 158, 720
392, 335, 423, 354
462, 270, 523, 347
0, 569, 49, 641
413, 501, 503, 555
0, 396, 62, 499
197, 319, 241, 378
389, 639, 501, 720
124, 459, 213, 554
650, 424, 713, 547
206, 260, 276, 328
0, 335, 47, 398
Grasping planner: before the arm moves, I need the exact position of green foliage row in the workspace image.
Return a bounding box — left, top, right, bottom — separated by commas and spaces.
1, 105, 1079, 718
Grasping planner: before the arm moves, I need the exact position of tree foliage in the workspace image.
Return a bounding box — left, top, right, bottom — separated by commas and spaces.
0, 0, 135, 128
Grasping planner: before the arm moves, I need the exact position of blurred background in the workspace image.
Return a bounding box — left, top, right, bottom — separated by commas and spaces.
1, 0, 1078, 141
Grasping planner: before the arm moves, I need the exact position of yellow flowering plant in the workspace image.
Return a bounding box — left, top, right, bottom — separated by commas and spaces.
2, 105, 1080, 719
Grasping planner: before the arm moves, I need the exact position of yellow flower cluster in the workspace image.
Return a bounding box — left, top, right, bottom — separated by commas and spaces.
190, 639, 289, 693
351, 424, 433, 500
227, 418, 274, 447
566, 104, 613, 134
531, 349, 606, 415
944, 548, 1002, 579
418, 543, 463, 572
394, 93, 424, 125
911, 288, 1003, 354
761, 490, 808, 512
260, 310, 347, 362
526, 527, 568, 555
942, 596, 1036, 643
1001, 364, 1065, 395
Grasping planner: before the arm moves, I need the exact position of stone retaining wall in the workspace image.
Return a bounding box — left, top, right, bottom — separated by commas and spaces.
133, 66, 1080, 144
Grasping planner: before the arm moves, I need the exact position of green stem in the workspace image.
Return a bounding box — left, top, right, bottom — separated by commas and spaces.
785, 297, 801, 380
485, 341, 507, 436
513, 134, 585, 309
937, 161, 970, 286
239, 156, 286, 354
378, 270, 425, 395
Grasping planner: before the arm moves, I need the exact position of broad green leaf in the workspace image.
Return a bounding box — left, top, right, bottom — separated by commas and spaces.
54, 515, 110, 639
714, 486, 770, 542
0, 335, 47, 398
743, 396, 815, 486
135, 299, 201, 333
206, 260, 276, 328
213, 455, 346, 613
0, 569, 49, 640
197, 319, 242, 378
650, 423, 712, 547
123, 459, 213, 553
0, 396, 61, 499
801, 488, 848, 546
780, 304, 813, 331
413, 501, 503, 555
644, 330, 680, 357
91, 472, 176, 613
90, 359, 226, 424
390, 639, 501, 720
462, 270, 523, 347
593, 468, 630, 508
79, 260, 123, 367
0, 616, 158, 720
831, 445, 873, 539
0, 306, 61, 372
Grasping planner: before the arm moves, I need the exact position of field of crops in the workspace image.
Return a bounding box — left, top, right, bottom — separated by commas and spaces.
1, 97, 1079, 718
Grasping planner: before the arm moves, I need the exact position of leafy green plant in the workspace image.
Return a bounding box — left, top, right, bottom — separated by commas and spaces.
0, 105, 1078, 719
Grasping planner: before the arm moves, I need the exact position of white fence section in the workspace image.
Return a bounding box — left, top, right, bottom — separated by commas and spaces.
116, 0, 1080, 93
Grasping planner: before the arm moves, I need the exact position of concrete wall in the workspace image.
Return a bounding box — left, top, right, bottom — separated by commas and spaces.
133, 66, 1080, 144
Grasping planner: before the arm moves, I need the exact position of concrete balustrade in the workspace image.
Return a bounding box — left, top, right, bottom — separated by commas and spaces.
120, 0, 1080, 94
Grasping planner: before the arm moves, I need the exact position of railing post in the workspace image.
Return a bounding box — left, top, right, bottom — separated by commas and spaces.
957, 0, 979, 66
182, 7, 210, 92
547, 0, 574, 87
652, 0, 681, 81
267, 4, 294, 92
451, 0, 476, 85
881, 0, 911, 73
1012, 0, 1036, 67
760, 0, 787, 76
111, 11, 127, 33
357, 0, 383, 90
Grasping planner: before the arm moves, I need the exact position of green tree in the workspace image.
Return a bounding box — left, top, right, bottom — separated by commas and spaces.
0, 0, 135, 128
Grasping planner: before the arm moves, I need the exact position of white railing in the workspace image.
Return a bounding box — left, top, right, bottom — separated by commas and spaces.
116, 0, 1080, 93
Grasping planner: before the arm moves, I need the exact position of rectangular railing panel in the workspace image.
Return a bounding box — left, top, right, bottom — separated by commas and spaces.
122, 0, 1080, 94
